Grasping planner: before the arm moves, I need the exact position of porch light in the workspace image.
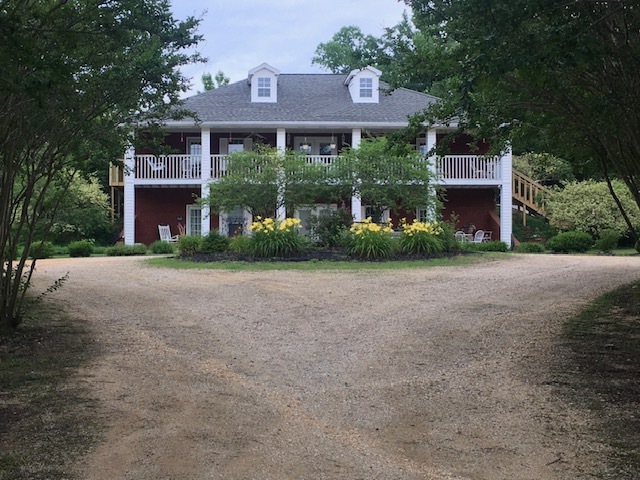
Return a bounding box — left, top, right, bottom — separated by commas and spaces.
329, 135, 336, 150
301, 137, 311, 153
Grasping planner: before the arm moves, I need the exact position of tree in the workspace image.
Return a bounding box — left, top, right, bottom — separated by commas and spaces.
547, 180, 640, 237
0, 0, 202, 333
205, 146, 333, 219
404, 0, 640, 239
205, 139, 436, 224
333, 137, 437, 222
312, 14, 438, 92
513, 153, 575, 186
201, 70, 230, 91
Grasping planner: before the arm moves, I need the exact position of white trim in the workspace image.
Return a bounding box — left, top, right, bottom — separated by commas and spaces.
186, 204, 202, 237
124, 144, 136, 245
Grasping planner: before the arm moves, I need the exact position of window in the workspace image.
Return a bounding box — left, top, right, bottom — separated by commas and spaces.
416, 208, 429, 223
257, 77, 271, 97
228, 139, 244, 153
360, 77, 373, 98
186, 205, 201, 237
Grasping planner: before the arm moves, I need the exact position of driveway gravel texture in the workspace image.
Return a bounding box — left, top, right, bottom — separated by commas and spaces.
33, 254, 639, 480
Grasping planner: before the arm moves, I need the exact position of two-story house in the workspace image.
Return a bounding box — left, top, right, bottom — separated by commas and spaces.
112, 63, 512, 246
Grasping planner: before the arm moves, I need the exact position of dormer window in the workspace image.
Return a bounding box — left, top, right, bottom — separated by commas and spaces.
360, 78, 373, 98
257, 77, 271, 97
248, 63, 280, 103
345, 66, 382, 103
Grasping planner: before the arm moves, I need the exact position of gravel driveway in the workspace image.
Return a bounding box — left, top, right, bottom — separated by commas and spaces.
34, 254, 639, 480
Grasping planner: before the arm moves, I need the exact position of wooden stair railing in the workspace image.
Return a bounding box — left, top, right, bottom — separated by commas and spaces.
512, 169, 553, 223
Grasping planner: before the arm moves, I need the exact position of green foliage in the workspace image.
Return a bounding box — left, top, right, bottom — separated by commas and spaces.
229, 235, 252, 254
636, 240, 640, 254
512, 211, 558, 242
594, 229, 620, 254
177, 236, 202, 256
513, 153, 575, 185
347, 218, 395, 259
398, 220, 445, 255
149, 240, 176, 254
200, 231, 230, 253
105, 244, 147, 256
546, 231, 593, 253
547, 180, 640, 237
248, 218, 306, 258
405, 0, 640, 236
206, 145, 338, 219
201, 70, 230, 91
333, 137, 437, 218
37, 172, 112, 245
0, 0, 202, 332
466, 241, 509, 252
515, 242, 546, 253
307, 209, 353, 247
29, 241, 54, 260
67, 239, 94, 258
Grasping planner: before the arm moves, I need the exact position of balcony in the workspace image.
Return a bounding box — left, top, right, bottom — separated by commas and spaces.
110, 154, 503, 187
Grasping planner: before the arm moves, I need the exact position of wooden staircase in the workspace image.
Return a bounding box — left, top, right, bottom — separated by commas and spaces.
512, 169, 553, 223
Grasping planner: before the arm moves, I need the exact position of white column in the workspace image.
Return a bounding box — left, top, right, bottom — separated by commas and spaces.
276, 128, 286, 220
425, 128, 438, 220
123, 144, 136, 245
200, 127, 211, 237
350, 128, 363, 221
500, 144, 513, 247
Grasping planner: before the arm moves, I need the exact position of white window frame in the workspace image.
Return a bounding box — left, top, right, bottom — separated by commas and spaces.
360, 77, 373, 98
186, 204, 202, 237
257, 77, 271, 97
362, 205, 390, 223
295, 204, 338, 236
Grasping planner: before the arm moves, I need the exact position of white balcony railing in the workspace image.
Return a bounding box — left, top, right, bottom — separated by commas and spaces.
131, 154, 502, 183
436, 155, 501, 181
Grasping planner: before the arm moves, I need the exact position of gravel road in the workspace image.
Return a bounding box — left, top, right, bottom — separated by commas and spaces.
34, 254, 639, 480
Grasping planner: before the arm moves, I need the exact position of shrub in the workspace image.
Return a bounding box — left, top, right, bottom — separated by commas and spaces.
29, 241, 55, 259
307, 209, 354, 247
177, 235, 201, 256
149, 240, 176, 254
467, 241, 509, 252
229, 235, 252, 254
546, 231, 593, 253
547, 180, 640, 237
594, 229, 620, 253
347, 217, 395, 259
106, 244, 148, 256
248, 217, 305, 257
398, 219, 445, 255
515, 242, 545, 253
200, 231, 230, 253
67, 239, 94, 257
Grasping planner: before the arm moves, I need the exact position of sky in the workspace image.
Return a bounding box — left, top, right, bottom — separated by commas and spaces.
169, 0, 411, 96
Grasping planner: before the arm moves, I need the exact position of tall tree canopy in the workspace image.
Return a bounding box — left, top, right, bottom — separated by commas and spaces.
404, 0, 640, 234
0, 0, 202, 332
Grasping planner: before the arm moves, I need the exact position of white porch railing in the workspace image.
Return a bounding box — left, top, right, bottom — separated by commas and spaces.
135, 154, 201, 180
436, 155, 501, 181
132, 154, 502, 183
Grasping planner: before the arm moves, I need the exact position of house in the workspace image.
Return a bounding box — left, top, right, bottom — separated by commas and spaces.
111, 63, 513, 246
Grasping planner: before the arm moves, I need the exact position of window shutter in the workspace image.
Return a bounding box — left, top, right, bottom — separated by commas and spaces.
219, 138, 229, 155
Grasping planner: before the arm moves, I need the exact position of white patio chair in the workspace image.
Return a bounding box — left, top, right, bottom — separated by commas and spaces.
472, 229, 485, 243
158, 225, 179, 242
455, 230, 466, 242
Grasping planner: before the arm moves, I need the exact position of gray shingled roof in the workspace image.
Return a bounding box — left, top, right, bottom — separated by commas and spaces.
177, 74, 439, 125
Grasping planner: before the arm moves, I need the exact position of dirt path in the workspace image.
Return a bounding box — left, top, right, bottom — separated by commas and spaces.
34, 254, 639, 480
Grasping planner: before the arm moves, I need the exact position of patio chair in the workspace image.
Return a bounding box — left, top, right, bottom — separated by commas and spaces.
455, 230, 467, 242
472, 229, 485, 243
158, 224, 179, 242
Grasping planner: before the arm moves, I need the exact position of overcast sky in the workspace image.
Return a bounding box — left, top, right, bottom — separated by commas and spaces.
170, 0, 410, 96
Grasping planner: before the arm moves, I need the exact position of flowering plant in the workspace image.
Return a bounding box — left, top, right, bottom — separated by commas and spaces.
248, 217, 305, 257
347, 217, 395, 259
398, 219, 445, 255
